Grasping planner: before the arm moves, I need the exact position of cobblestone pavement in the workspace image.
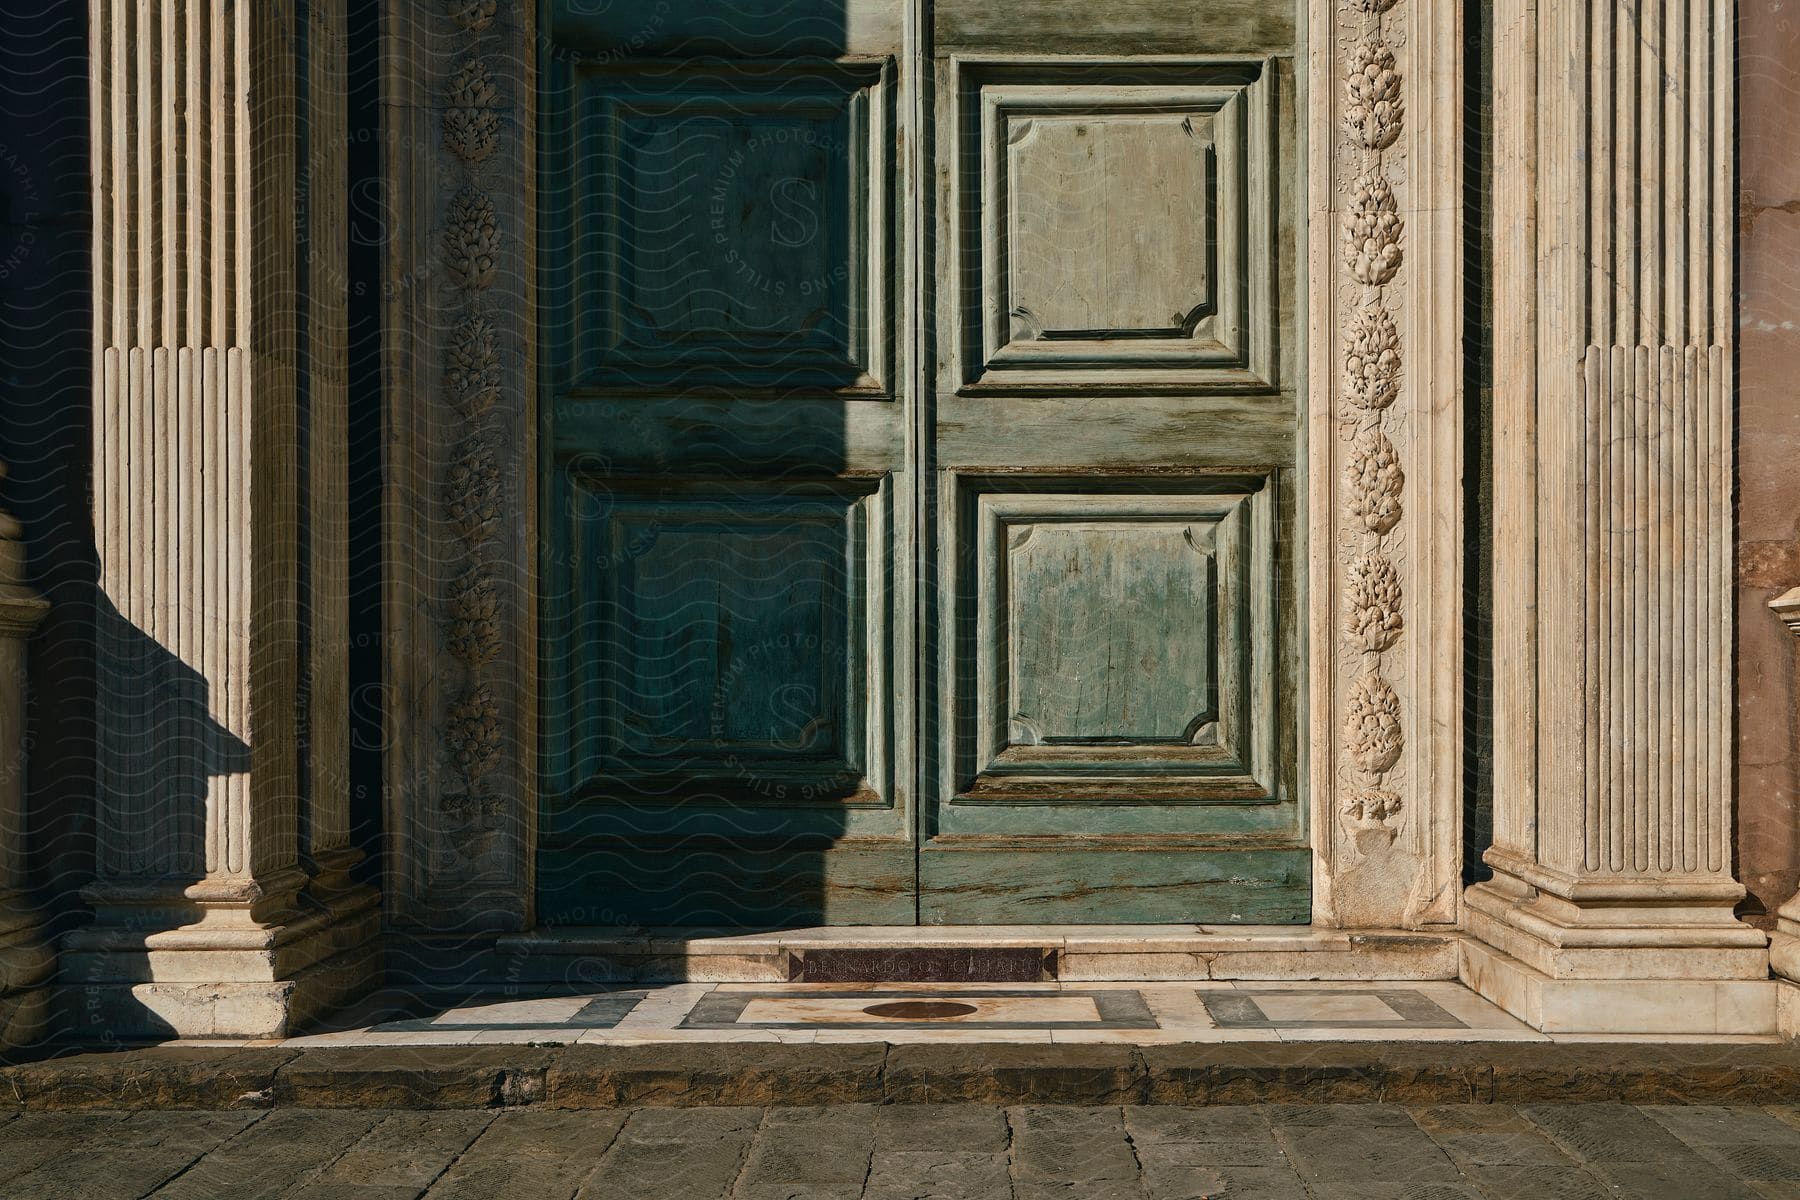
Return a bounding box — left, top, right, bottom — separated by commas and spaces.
4, 1103, 1800, 1198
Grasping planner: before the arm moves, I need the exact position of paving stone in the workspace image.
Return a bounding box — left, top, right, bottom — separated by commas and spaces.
148, 1110, 385, 1200
1, 1110, 261, 1200
283, 1110, 496, 1194
1429, 1128, 1575, 1167
1410, 1105, 1540, 1135
1141, 1164, 1310, 1200
1522, 1102, 1716, 1166
1710, 1143, 1800, 1183
1454, 1165, 1613, 1200
1648, 1104, 1800, 1146
576, 1107, 761, 1199
0, 1110, 132, 1184
1012, 1182, 1147, 1200
732, 1104, 880, 1200
863, 1150, 1016, 1200
1588, 1161, 1762, 1199
1008, 1106, 1142, 1184
1123, 1105, 1275, 1145
1273, 1124, 1465, 1184
417, 1110, 626, 1198
875, 1103, 1011, 1153
1313, 1186, 1487, 1200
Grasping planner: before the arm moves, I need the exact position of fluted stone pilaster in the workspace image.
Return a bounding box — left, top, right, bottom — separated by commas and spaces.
1469, 0, 1770, 1034
69, 0, 378, 1039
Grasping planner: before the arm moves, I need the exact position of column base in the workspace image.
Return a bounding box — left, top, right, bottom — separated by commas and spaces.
1464, 865, 1776, 1035
1461, 937, 1776, 1035
0, 913, 55, 1054
58, 879, 382, 1040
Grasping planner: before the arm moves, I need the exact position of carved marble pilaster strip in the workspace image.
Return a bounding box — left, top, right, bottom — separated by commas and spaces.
1309, 0, 1462, 928
382, 0, 536, 930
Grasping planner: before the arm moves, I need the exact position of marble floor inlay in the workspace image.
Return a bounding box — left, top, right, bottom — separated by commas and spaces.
683, 988, 1156, 1030
1197, 987, 1467, 1030
268, 979, 1783, 1047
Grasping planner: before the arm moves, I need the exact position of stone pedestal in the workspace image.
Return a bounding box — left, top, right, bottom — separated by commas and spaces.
0, 480, 51, 1051
65, 0, 378, 1040
1466, 0, 1774, 1035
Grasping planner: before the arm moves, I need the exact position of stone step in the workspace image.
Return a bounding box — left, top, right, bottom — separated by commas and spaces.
4, 1042, 1800, 1111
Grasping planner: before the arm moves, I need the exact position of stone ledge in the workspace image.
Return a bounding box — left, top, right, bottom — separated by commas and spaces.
2, 1042, 1799, 1110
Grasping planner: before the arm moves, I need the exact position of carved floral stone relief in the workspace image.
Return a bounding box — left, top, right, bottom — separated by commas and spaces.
1335, 0, 1407, 856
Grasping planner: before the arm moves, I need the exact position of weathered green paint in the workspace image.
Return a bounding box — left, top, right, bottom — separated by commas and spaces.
540, 0, 1307, 928
917, 847, 1311, 925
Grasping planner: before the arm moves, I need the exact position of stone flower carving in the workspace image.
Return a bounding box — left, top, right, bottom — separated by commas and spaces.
1347, 428, 1404, 534
446, 435, 502, 541
443, 186, 499, 290
446, 316, 501, 418
449, 0, 498, 33
447, 683, 503, 782
442, 59, 501, 164
1343, 673, 1404, 774
1343, 788, 1402, 823
1343, 176, 1404, 286
1343, 305, 1402, 411
1345, 553, 1403, 652
448, 564, 501, 667
1345, 39, 1404, 150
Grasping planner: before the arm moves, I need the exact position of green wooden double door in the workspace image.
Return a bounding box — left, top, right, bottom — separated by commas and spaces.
539, 0, 1306, 927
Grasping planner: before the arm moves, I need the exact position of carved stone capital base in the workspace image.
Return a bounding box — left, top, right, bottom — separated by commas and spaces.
58, 883, 381, 1039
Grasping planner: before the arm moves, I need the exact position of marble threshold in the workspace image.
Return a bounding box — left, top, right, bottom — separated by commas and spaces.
494, 923, 1462, 983
264, 979, 1785, 1050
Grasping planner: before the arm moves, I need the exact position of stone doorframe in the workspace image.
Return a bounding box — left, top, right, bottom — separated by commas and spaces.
68, 0, 1773, 1038
371, 0, 1471, 939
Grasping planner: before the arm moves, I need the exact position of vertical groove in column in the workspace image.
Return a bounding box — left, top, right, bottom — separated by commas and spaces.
1549, 0, 1734, 885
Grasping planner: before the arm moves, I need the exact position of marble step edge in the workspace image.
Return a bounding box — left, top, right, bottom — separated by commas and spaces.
7, 1040, 1800, 1110
496, 925, 1461, 956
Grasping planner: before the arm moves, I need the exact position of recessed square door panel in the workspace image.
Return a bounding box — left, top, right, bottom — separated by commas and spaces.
569, 59, 894, 395
955, 59, 1278, 392
558, 477, 892, 807
954, 476, 1279, 804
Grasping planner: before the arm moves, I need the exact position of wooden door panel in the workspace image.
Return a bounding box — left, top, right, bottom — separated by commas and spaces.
954, 476, 1279, 804
540, 0, 912, 927
568, 59, 893, 396
959, 60, 1277, 391
922, 16, 1306, 923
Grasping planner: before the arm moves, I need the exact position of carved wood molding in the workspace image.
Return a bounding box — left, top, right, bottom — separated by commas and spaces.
1309, 0, 1463, 928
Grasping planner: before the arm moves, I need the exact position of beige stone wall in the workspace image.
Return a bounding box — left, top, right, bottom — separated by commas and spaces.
1737, 6, 1800, 928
